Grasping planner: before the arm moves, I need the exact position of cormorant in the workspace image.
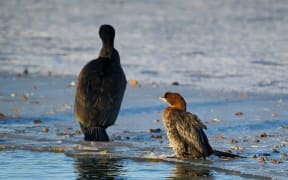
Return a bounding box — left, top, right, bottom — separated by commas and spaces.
160, 92, 241, 159
74, 24, 126, 141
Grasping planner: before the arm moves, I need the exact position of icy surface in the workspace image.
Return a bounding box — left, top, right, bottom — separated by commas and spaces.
1, 0, 288, 179
0, 75, 288, 179
0, 0, 288, 93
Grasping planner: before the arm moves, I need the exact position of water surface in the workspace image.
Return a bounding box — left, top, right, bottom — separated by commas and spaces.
1, 0, 288, 179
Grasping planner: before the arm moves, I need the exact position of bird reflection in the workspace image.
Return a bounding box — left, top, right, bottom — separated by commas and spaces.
73, 157, 124, 180
171, 163, 211, 179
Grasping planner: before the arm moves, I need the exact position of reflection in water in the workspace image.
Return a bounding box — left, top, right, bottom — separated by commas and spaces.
73, 156, 212, 179
171, 163, 212, 179
73, 157, 124, 179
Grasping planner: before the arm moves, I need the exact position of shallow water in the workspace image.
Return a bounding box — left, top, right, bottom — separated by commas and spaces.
1, 75, 288, 179
1, 0, 288, 179
0, 150, 262, 180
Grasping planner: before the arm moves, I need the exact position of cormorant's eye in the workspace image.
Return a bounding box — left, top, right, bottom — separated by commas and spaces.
164, 93, 169, 98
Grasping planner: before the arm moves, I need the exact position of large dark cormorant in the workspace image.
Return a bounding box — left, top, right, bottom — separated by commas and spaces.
74, 24, 126, 141
160, 92, 241, 159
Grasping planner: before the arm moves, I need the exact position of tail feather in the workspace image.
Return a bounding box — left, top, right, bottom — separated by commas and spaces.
213, 150, 244, 158
84, 126, 109, 141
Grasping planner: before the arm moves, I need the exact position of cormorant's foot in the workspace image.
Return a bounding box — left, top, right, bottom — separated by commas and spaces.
84, 127, 109, 141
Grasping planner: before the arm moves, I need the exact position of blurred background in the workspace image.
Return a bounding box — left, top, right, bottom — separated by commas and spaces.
1, 0, 287, 93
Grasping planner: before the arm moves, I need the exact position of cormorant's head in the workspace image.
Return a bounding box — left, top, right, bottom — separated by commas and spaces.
99, 24, 115, 47
160, 92, 187, 111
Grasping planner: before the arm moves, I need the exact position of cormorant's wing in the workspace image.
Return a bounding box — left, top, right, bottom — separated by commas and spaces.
174, 111, 212, 156
75, 58, 114, 126
78, 58, 110, 108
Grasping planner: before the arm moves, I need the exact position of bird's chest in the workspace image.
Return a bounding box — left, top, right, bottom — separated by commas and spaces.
162, 112, 182, 141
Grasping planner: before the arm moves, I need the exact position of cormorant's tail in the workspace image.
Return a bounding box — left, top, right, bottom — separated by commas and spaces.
84, 126, 109, 141
213, 150, 244, 158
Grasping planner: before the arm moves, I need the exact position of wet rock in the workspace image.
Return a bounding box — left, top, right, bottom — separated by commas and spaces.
280, 153, 288, 158
154, 119, 160, 123
171, 81, 179, 86
151, 135, 163, 139
75, 130, 81, 135
272, 149, 280, 153
0, 113, 5, 119
21, 95, 28, 102
251, 154, 257, 159
271, 159, 280, 164
254, 139, 260, 143
24, 67, 29, 75
0, 132, 8, 137
99, 150, 109, 155
57, 132, 74, 138
214, 135, 225, 140
225, 150, 233, 154
48, 146, 66, 153
33, 119, 42, 124
42, 127, 49, 133
280, 143, 285, 148
0, 145, 7, 150
56, 132, 68, 136
235, 112, 243, 116
258, 156, 268, 163
231, 146, 241, 150
129, 79, 139, 87
230, 139, 239, 144
260, 132, 268, 138
147, 128, 161, 133
124, 136, 130, 140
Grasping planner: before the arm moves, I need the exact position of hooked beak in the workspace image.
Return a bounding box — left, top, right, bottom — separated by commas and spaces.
159, 97, 167, 102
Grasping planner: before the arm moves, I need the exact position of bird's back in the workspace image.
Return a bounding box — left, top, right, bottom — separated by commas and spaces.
74, 53, 126, 129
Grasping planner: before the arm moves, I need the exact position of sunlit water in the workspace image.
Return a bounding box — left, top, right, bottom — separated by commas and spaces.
0, 75, 288, 179
1, 0, 288, 179
1, 149, 261, 180
0, 0, 288, 93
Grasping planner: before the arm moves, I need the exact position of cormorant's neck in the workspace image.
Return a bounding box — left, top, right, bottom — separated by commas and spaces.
99, 40, 114, 58
171, 105, 186, 112
170, 102, 186, 112
99, 46, 112, 58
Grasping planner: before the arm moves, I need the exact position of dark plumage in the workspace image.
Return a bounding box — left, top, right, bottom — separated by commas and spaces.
74, 24, 126, 141
160, 92, 241, 159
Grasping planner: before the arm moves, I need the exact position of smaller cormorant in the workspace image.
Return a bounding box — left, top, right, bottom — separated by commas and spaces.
160, 92, 241, 159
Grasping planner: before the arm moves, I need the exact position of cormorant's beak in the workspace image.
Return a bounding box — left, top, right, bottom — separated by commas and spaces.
159, 97, 167, 102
